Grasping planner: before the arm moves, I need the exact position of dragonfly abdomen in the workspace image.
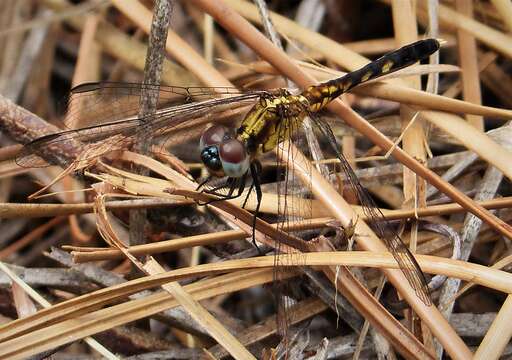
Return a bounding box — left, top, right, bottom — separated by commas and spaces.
304, 38, 440, 112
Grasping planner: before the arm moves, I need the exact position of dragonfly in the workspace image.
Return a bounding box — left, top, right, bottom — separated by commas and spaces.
17, 38, 440, 306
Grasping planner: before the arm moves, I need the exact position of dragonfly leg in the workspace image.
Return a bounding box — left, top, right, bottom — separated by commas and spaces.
225, 176, 243, 198
196, 175, 212, 191
200, 175, 247, 205
197, 178, 234, 206
241, 182, 254, 209
242, 161, 261, 209
209, 177, 237, 197
250, 162, 263, 254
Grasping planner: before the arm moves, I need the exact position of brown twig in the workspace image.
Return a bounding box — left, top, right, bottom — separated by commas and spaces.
121, 0, 171, 248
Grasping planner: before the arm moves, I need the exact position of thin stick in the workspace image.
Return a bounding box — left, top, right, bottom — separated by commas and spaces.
122, 0, 171, 247
475, 295, 512, 359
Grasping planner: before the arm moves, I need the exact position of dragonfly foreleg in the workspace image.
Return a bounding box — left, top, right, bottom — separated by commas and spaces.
199, 174, 248, 206
207, 177, 237, 197
196, 175, 212, 192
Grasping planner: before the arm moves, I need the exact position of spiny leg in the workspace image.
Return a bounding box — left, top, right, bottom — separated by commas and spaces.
249, 162, 263, 253
195, 177, 235, 206
201, 175, 247, 206
209, 177, 236, 196
242, 161, 261, 209
196, 175, 212, 191
220, 174, 247, 200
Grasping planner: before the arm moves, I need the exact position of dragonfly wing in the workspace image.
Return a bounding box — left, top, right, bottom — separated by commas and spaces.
15, 119, 140, 168
311, 114, 432, 305
65, 81, 255, 129
17, 87, 263, 169
272, 114, 315, 338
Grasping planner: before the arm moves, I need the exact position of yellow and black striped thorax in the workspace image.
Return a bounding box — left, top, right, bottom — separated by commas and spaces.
303, 38, 440, 112
237, 91, 310, 156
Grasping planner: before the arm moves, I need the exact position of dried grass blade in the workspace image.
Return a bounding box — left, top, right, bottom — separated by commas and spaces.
0, 261, 118, 359
0, 268, 282, 360
2, 251, 511, 357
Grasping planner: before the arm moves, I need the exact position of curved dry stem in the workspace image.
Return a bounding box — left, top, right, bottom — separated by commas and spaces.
0, 268, 284, 360
93, 183, 256, 360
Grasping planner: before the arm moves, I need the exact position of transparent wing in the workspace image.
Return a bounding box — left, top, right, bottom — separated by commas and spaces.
16, 82, 264, 168
64, 81, 255, 129
272, 112, 315, 338
16, 119, 140, 168
311, 113, 432, 305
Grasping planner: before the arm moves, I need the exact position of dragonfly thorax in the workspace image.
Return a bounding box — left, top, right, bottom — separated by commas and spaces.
199, 125, 250, 178
237, 93, 310, 155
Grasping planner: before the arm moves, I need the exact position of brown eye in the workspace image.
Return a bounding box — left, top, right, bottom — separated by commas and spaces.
219, 139, 250, 177
199, 125, 232, 149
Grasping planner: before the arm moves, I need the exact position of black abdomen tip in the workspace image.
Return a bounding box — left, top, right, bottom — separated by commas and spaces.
413, 38, 441, 58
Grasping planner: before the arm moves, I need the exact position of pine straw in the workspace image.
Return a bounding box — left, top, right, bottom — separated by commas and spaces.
189, 1, 511, 358
2, 250, 512, 358
3, 149, 506, 358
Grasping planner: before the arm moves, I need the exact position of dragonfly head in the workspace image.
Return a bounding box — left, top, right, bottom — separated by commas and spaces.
200, 125, 250, 178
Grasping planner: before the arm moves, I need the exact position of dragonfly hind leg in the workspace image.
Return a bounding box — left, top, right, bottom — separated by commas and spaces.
249, 161, 263, 254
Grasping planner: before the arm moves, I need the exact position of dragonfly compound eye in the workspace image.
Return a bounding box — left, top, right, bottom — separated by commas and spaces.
219, 139, 250, 178
199, 124, 232, 150
200, 145, 223, 176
